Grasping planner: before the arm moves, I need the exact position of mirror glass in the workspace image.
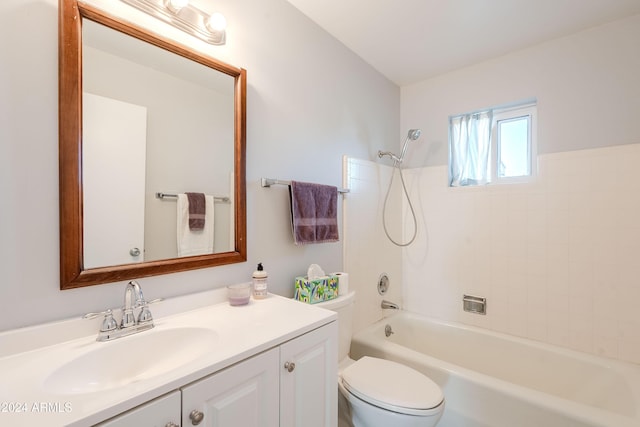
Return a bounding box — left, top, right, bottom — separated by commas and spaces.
82, 20, 235, 267
59, 0, 247, 289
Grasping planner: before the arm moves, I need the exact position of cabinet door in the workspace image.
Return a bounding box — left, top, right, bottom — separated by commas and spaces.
280, 322, 338, 427
96, 390, 180, 427
182, 348, 279, 427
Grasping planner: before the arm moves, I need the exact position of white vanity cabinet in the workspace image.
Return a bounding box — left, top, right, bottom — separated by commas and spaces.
182, 322, 337, 427
95, 390, 181, 427
0, 293, 338, 427
181, 348, 280, 427
280, 321, 337, 427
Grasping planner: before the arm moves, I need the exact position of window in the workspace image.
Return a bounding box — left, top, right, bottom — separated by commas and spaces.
449, 102, 536, 187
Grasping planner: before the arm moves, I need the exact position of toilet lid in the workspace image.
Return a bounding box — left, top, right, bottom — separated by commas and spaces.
341, 357, 443, 415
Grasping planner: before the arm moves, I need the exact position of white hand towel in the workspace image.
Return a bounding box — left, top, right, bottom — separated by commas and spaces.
177, 194, 214, 257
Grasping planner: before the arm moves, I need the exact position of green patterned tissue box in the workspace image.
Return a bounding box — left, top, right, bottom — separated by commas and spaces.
294, 275, 339, 304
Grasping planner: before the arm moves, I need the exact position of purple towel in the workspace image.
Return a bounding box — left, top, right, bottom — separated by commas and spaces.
289, 181, 339, 244
185, 192, 206, 231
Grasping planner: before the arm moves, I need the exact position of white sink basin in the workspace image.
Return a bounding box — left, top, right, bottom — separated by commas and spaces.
43, 327, 218, 394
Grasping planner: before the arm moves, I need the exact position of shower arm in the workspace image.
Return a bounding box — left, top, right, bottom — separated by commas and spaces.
377, 132, 416, 165
377, 136, 408, 165
377, 150, 402, 165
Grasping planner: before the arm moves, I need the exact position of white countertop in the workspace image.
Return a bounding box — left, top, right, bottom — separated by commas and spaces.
0, 291, 336, 426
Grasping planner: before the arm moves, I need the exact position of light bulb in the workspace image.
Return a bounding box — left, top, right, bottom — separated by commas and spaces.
168, 0, 189, 11
207, 12, 227, 32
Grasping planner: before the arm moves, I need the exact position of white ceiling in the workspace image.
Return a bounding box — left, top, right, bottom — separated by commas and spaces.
286, 0, 640, 86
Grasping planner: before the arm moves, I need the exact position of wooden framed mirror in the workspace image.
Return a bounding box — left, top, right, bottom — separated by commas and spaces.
59, 0, 246, 289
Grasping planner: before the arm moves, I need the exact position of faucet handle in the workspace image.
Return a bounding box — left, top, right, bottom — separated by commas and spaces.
83, 309, 118, 333
137, 298, 163, 325
100, 309, 118, 332
137, 301, 153, 324
82, 309, 112, 320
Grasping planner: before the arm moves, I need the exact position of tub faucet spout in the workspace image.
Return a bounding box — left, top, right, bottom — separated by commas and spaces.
381, 300, 400, 310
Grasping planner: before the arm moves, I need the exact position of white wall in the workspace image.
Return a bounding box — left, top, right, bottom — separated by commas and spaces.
0, 0, 399, 331
399, 15, 640, 363
402, 14, 640, 169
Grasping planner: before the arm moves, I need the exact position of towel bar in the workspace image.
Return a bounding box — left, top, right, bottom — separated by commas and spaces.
155, 192, 230, 203
260, 178, 349, 194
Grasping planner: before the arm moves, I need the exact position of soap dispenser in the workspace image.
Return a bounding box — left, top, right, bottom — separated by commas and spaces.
253, 263, 268, 299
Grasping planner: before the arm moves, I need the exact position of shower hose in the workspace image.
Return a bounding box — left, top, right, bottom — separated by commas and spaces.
382, 164, 418, 247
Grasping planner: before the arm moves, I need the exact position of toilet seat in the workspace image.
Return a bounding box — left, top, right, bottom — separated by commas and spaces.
341, 356, 443, 416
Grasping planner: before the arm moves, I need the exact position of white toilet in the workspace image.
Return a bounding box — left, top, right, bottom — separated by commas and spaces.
315, 292, 444, 427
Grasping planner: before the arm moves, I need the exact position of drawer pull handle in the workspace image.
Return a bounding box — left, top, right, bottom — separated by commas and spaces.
284, 361, 296, 372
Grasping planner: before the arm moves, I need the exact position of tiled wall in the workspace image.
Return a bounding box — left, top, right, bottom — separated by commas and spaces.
343, 157, 403, 334
401, 143, 640, 364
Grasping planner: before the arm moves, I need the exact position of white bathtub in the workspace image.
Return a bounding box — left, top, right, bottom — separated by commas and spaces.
349, 312, 640, 427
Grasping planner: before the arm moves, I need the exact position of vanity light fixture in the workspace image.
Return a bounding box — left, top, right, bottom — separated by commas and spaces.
120, 0, 227, 45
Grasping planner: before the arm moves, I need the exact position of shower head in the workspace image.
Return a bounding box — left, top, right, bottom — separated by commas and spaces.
377, 128, 422, 165
407, 129, 421, 141
398, 128, 422, 163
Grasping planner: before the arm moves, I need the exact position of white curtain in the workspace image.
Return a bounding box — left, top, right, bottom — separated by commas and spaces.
449, 111, 493, 186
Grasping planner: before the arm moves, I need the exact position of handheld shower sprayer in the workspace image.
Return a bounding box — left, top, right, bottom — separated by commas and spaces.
398, 128, 421, 164
407, 129, 421, 140
377, 129, 421, 165
378, 129, 422, 247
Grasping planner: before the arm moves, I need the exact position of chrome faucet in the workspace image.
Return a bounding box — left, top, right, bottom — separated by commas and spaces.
122, 280, 152, 328
83, 281, 161, 342
381, 300, 400, 310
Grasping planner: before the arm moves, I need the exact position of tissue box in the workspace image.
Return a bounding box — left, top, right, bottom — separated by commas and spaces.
294, 275, 339, 304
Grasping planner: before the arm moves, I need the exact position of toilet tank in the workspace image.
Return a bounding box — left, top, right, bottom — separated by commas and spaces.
314, 292, 355, 361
